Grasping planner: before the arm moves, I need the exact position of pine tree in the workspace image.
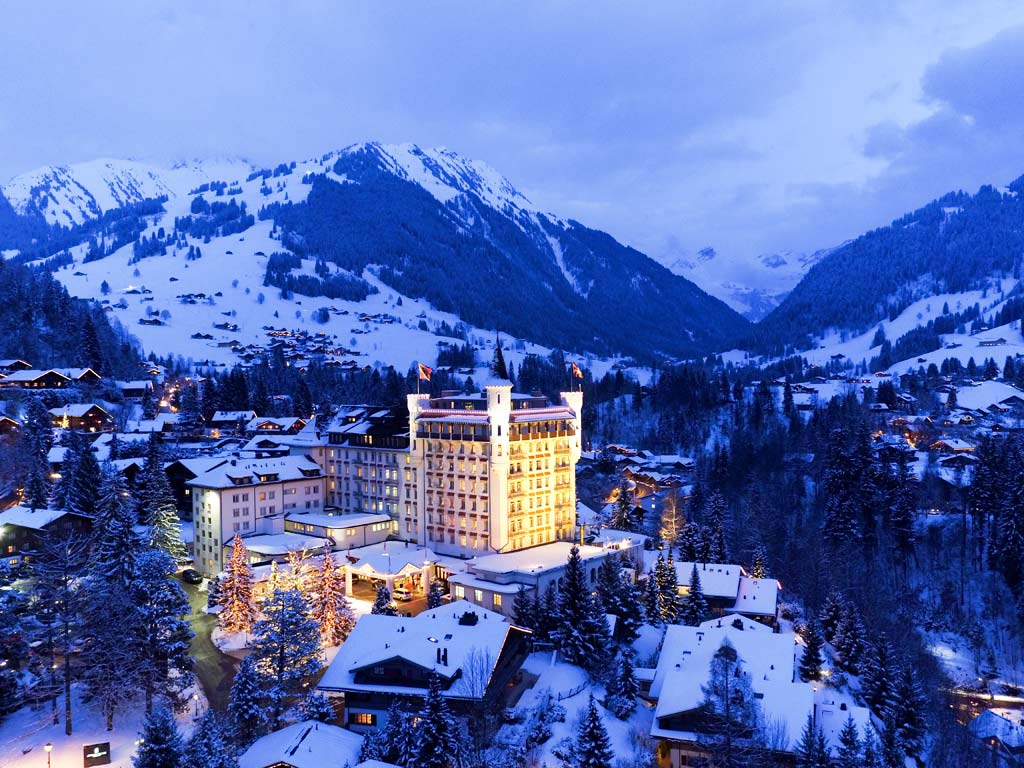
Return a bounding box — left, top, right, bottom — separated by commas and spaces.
643, 570, 660, 624
552, 546, 611, 671
22, 397, 54, 510
300, 690, 336, 723
133, 705, 185, 768
146, 465, 187, 563
227, 656, 266, 747
569, 694, 614, 768
677, 521, 703, 561
750, 543, 768, 578
89, 464, 138, 584
699, 640, 761, 767
52, 431, 84, 510
832, 600, 866, 673
412, 672, 464, 768
218, 535, 257, 634
609, 479, 636, 531
835, 715, 863, 768
704, 492, 729, 561
251, 587, 323, 729
861, 728, 882, 768
310, 550, 355, 646
371, 585, 398, 616
604, 651, 638, 719
129, 550, 194, 712
679, 563, 708, 626
799, 619, 825, 682
70, 433, 102, 517
513, 586, 535, 629
80, 582, 140, 731
820, 591, 845, 641
491, 334, 509, 380
426, 579, 444, 609
361, 698, 413, 765
535, 583, 558, 642
885, 663, 927, 756
795, 715, 832, 768
183, 711, 237, 768
861, 638, 897, 716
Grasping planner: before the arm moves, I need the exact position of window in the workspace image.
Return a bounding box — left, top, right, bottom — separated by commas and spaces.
350, 712, 377, 726
474, 589, 483, 603
493, 594, 503, 608
454, 585, 465, 599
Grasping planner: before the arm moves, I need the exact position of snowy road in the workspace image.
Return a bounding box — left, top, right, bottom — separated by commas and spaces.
182, 581, 238, 711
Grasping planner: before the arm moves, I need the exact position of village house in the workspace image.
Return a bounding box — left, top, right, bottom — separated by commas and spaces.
0, 505, 93, 567
48, 403, 112, 432
969, 708, 1024, 765
675, 561, 780, 627
0, 368, 72, 389
239, 721, 363, 768
317, 601, 531, 734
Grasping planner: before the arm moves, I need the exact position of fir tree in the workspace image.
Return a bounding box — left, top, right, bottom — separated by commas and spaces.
861, 728, 882, 768
251, 587, 323, 729
133, 705, 185, 768
699, 640, 761, 767
183, 711, 237, 768
69, 433, 102, 517
129, 550, 194, 712
310, 550, 355, 646
799, 619, 825, 682
89, 464, 138, 584
643, 570, 661, 624
885, 663, 927, 756
22, 397, 54, 510
300, 690, 336, 723
426, 579, 444, 609
704, 492, 729, 561
218, 535, 257, 634
371, 585, 398, 616
609, 478, 636, 531
795, 715, 832, 768
832, 600, 866, 673
412, 672, 464, 768
860, 638, 897, 716
80, 582, 140, 731
227, 656, 266, 747
570, 694, 614, 768
679, 563, 708, 626
145, 464, 187, 563
491, 334, 509, 380
750, 543, 768, 578
835, 715, 863, 768
677, 521, 703, 561
552, 546, 611, 671
513, 585, 536, 629
361, 698, 413, 765
820, 591, 845, 641
604, 651, 638, 719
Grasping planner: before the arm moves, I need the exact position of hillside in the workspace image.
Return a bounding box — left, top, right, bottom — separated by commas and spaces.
0, 144, 749, 366
755, 177, 1024, 353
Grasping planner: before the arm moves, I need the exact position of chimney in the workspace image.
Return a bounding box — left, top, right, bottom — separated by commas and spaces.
442, 648, 448, 666
436, 647, 442, 664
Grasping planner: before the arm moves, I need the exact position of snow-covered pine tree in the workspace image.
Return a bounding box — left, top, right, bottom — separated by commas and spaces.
604, 651, 638, 719
51, 430, 83, 510
861, 727, 882, 768
572, 694, 614, 768
144, 456, 187, 563
491, 333, 509, 380
80, 582, 141, 731
183, 711, 237, 768
699, 639, 762, 767
643, 569, 660, 624
832, 600, 866, 673
750, 543, 768, 578
300, 690, 336, 723
834, 715, 863, 768
677, 520, 702, 562
129, 550, 194, 712
679, 563, 708, 627
819, 591, 846, 641
412, 672, 464, 768
227, 655, 266, 747
218, 535, 257, 634
609, 478, 636, 531
426, 579, 444, 609
885, 663, 927, 756
552, 545, 610, 670
795, 714, 832, 768
360, 698, 413, 765
821, 429, 862, 547
860, 638, 897, 716
513, 585, 535, 629
22, 397, 53, 510
89, 463, 139, 584
310, 549, 355, 646
371, 585, 398, 616
798, 618, 825, 682
133, 705, 185, 768
251, 587, 323, 728
70, 435, 102, 517
704, 492, 729, 562
283, 548, 313, 596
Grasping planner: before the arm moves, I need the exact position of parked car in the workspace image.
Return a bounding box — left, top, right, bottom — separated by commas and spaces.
393, 587, 413, 602
180, 568, 204, 585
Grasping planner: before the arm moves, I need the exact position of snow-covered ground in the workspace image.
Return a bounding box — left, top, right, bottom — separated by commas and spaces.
0, 684, 204, 768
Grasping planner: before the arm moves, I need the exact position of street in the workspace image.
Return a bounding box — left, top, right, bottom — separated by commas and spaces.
182, 580, 238, 712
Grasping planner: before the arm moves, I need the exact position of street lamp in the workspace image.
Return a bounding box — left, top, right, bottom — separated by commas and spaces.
44, 743, 52, 768
193, 692, 200, 719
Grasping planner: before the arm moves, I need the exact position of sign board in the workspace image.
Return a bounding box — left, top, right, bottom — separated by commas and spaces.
83, 742, 112, 767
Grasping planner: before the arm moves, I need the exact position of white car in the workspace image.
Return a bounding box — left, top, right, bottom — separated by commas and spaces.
393, 587, 413, 602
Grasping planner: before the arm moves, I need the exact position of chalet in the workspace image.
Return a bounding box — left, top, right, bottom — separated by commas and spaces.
138, 317, 164, 326
317, 601, 531, 733
675, 561, 779, 627
55, 368, 102, 386
930, 438, 975, 454
0, 505, 93, 566
0, 359, 31, 372
0, 369, 72, 389
979, 338, 1007, 347
164, 456, 232, 513
969, 709, 1024, 765
210, 410, 257, 430
48, 404, 112, 432
0, 415, 20, 439
245, 416, 308, 434
115, 379, 154, 399
239, 721, 363, 768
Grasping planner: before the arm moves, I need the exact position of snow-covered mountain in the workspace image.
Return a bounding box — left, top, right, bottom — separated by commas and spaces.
0, 143, 749, 367
663, 245, 825, 321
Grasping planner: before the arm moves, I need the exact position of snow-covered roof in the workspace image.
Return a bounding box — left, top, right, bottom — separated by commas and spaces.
48, 403, 107, 418
734, 577, 780, 617
448, 571, 527, 594
240, 532, 330, 556
698, 614, 773, 633
186, 455, 322, 489
0, 505, 81, 531
211, 409, 257, 422
674, 561, 742, 599
468, 541, 608, 576
286, 511, 391, 530
815, 694, 873, 751
946, 380, 1024, 413
239, 721, 362, 768
1, 368, 70, 382
354, 761, 403, 768
969, 709, 1024, 749
318, 600, 523, 700
590, 528, 649, 551
344, 541, 440, 577
246, 416, 306, 431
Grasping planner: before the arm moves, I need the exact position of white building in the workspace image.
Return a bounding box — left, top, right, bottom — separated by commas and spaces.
407, 385, 583, 559
189, 454, 325, 576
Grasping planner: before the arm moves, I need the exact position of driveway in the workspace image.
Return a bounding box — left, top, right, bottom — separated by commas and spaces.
182, 580, 238, 712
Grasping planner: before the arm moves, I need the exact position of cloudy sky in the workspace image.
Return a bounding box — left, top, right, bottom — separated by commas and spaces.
3, 1, 1024, 274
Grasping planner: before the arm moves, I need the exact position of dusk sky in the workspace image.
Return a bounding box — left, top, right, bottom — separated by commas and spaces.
4, 1, 1024, 271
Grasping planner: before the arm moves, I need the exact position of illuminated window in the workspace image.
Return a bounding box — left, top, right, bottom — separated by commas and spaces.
350, 712, 376, 726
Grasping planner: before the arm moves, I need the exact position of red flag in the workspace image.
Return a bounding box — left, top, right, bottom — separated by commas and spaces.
418, 363, 433, 382
571, 362, 583, 379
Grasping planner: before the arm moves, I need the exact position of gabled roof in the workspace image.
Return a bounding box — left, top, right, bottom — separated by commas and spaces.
1, 368, 71, 382
0, 505, 87, 530
969, 708, 1024, 749
48, 403, 109, 418
186, 455, 323, 489
674, 561, 742, 599
239, 721, 362, 768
